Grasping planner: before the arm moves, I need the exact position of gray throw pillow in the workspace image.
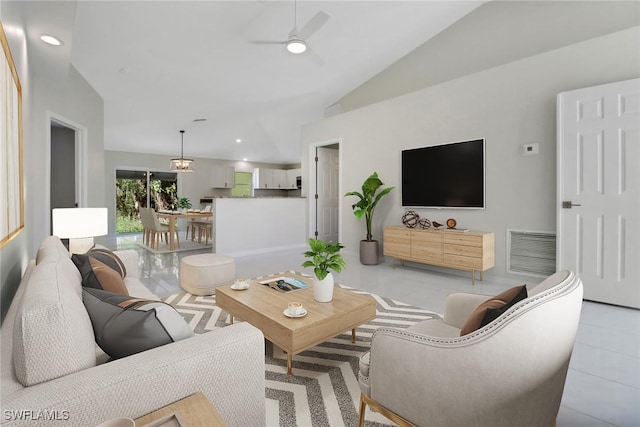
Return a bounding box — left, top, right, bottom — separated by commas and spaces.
82, 287, 193, 359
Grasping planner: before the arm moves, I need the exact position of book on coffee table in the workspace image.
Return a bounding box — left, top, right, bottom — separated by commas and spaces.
258, 276, 309, 292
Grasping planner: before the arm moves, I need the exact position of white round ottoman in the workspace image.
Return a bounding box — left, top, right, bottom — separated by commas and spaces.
180, 254, 236, 295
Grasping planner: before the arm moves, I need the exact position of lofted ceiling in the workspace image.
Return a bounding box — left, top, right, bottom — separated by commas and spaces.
8, 0, 484, 164
63, 1, 484, 164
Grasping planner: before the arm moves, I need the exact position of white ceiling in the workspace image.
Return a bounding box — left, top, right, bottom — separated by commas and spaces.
67, 1, 484, 164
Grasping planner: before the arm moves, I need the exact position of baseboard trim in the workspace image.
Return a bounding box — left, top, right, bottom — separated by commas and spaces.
224, 243, 306, 258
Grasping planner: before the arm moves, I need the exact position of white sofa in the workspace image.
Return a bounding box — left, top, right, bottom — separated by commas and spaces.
1, 236, 265, 426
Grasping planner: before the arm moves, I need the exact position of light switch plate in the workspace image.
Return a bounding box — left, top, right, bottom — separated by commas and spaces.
522, 143, 539, 155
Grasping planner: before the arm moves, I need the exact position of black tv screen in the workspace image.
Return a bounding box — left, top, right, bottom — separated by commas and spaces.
401, 139, 485, 209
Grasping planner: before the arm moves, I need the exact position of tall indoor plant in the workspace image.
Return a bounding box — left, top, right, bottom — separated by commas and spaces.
345, 172, 394, 265
302, 238, 346, 302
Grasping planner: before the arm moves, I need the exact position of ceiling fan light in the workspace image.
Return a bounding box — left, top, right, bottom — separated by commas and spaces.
286, 39, 306, 54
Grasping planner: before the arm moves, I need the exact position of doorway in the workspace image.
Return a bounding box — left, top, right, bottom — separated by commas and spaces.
48, 115, 87, 234
557, 78, 639, 308
309, 142, 341, 244
115, 169, 178, 233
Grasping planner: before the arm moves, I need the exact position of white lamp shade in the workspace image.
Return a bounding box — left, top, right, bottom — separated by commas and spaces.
52, 208, 108, 239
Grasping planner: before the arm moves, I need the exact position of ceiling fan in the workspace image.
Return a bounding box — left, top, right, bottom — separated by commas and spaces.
251, 0, 330, 54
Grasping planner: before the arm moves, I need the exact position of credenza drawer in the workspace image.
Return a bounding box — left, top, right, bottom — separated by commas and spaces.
443, 254, 483, 269
443, 244, 483, 258
443, 233, 483, 247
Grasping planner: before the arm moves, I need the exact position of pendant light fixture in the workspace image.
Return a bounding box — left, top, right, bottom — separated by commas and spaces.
169, 130, 194, 172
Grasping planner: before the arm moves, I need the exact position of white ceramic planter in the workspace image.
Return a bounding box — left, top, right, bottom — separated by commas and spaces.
313, 273, 334, 302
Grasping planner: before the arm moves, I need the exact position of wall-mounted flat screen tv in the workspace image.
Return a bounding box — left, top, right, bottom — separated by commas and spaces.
401, 138, 485, 209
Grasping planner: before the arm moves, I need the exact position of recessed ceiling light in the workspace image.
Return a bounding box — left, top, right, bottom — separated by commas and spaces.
40, 35, 62, 46
243, 158, 248, 162
236, 138, 242, 143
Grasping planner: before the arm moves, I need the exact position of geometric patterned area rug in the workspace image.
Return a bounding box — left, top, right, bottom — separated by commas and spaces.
164, 285, 441, 427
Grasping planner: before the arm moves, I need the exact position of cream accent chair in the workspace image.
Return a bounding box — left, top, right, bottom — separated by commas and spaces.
358, 270, 584, 427
139, 207, 153, 246
140, 207, 179, 250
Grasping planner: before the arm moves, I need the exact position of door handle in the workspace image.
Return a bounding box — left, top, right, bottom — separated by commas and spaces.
562, 201, 582, 209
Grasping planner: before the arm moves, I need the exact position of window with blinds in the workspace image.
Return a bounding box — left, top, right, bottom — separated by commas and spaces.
507, 230, 556, 277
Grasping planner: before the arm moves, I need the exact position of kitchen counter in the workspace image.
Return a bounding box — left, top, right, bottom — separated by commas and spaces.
200, 196, 305, 203
213, 197, 306, 256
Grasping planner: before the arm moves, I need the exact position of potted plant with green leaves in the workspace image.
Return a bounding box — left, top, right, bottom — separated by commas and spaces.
177, 197, 192, 212
302, 238, 346, 302
345, 172, 394, 265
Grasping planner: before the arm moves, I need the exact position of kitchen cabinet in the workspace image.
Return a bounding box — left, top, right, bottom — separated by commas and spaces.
254, 168, 297, 189
253, 168, 272, 189
212, 166, 235, 188
272, 169, 286, 189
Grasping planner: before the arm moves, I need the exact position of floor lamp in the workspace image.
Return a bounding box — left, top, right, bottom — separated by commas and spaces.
52, 208, 108, 254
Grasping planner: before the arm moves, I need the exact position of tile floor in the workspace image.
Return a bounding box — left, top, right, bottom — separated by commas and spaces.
99, 233, 640, 427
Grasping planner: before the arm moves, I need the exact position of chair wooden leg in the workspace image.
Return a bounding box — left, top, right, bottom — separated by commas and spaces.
360, 393, 416, 427
358, 394, 367, 427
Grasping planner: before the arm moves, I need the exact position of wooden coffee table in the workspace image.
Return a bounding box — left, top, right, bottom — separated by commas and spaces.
215, 272, 376, 375
135, 392, 226, 426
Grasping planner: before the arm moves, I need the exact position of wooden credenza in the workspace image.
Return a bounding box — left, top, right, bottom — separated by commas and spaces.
383, 226, 495, 284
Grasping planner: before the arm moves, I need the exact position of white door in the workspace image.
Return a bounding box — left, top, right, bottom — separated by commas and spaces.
314, 146, 339, 243
557, 78, 640, 308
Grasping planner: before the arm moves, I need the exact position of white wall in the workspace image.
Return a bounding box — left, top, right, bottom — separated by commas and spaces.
301, 27, 640, 281
1, 2, 105, 320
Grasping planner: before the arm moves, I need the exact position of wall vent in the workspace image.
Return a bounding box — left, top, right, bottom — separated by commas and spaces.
507, 230, 556, 277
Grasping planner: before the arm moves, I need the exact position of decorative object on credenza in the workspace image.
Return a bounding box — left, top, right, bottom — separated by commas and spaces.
418, 218, 432, 229
432, 221, 443, 229
401, 211, 420, 228
170, 130, 195, 172
345, 172, 394, 265
446, 218, 457, 229
302, 238, 346, 302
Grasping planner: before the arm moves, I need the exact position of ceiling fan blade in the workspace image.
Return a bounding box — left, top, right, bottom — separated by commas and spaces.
248, 40, 288, 45
297, 11, 329, 40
